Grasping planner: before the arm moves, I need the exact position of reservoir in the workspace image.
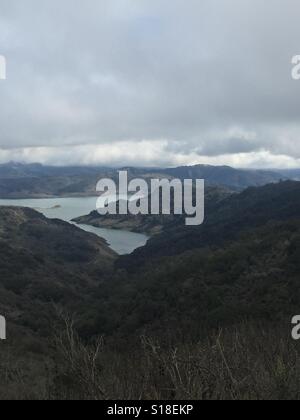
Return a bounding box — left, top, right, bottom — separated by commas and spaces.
0, 197, 149, 255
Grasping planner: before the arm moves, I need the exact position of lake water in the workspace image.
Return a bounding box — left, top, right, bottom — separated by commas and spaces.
0, 197, 149, 255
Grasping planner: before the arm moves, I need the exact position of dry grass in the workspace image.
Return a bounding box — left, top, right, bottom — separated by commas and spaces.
47, 320, 300, 400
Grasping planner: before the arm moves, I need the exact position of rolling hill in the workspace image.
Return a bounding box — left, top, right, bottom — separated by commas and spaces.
0, 206, 116, 336
118, 181, 300, 269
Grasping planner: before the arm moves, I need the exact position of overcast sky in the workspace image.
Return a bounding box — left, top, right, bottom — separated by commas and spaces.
0, 0, 300, 168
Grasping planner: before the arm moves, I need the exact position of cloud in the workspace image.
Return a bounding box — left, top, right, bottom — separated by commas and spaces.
0, 0, 300, 168
1, 141, 300, 170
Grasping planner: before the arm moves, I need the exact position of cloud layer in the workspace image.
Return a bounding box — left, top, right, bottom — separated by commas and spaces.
0, 0, 300, 168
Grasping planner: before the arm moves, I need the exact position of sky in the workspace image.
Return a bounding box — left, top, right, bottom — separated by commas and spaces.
0, 0, 300, 168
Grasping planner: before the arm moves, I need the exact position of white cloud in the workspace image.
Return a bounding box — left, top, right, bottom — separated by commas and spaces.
1, 141, 300, 169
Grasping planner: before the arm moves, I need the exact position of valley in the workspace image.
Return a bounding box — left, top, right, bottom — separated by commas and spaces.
0, 164, 300, 400
0, 197, 149, 255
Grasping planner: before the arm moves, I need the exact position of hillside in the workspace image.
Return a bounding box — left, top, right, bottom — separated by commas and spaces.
73, 185, 232, 236
119, 181, 300, 270
0, 206, 118, 398
83, 182, 300, 338
277, 169, 300, 181
0, 207, 116, 335
95, 219, 300, 336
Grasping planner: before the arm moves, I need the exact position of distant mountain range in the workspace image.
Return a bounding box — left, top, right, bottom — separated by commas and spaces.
125, 165, 287, 189
275, 168, 300, 180
0, 162, 292, 198
0, 162, 106, 178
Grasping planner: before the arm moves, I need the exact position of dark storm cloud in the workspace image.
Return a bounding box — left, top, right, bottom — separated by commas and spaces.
0, 0, 300, 167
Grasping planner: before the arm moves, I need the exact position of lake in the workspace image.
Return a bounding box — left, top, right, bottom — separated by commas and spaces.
0, 197, 149, 255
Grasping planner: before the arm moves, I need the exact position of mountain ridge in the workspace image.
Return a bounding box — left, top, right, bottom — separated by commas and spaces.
0, 162, 288, 198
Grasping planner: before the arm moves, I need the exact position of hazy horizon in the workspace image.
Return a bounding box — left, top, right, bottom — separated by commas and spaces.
1, 160, 300, 172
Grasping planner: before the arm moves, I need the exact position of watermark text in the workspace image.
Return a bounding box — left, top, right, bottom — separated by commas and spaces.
96, 171, 205, 226
292, 55, 300, 80
0, 55, 6, 80
0, 316, 6, 340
